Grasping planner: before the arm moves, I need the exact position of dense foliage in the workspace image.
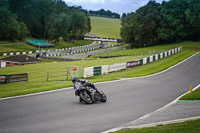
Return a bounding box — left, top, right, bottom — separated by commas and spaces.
0, 0, 91, 41
89, 9, 120, 19
121, 0, 200, 47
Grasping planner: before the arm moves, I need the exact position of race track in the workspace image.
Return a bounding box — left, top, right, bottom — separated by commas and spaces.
0, 52, 199, 133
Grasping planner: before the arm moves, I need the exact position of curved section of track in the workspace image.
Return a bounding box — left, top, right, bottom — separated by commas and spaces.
0, 53, 199, 133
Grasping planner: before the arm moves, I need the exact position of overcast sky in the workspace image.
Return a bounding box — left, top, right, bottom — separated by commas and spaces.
64, 0, 167, 15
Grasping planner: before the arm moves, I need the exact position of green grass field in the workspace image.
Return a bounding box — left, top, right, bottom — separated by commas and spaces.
55, 40, 93, 49
0, 43, 37, 53
0, 42, 198, 98
90, 16, 121, 38
114, 119, 200, 133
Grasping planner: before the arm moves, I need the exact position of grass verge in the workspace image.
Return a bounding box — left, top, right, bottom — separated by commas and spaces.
180, 88, 200, 100
114, 119, 200, 133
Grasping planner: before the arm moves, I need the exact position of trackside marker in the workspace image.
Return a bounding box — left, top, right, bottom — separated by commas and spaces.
190, 86, 193, 93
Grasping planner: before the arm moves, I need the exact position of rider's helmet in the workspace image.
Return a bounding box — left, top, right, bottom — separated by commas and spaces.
72, 76, 78, 83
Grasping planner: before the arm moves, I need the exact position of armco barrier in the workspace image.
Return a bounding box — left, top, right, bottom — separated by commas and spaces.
160, 53, 163, 59
158, 54, 160, 60
150, 56, 153, 62
155, 54, 158, 61
108, 63, 127, 73
83, 46, 182, 78
0, 51, 36, 56
94, 67, 102, 76
101, 65, 109, 75
143, 58, 147, 65
140, 59, 143, 65
84, 67, 94, 78
153, 55, 156, 61
168, 50, 171, 56
147, 56, 149, 63
127, 60, 140, 68
172, 49, 174, 54
164, 52, 168, 58
175, 48, 177, 53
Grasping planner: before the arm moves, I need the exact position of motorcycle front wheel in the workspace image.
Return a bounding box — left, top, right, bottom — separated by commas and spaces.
100, 92, 107, 103
79, 90, 93, 104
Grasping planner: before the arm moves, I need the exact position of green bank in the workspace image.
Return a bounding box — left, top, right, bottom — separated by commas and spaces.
180, 88, 200, 100
90, 16, 121, 38
114, 119, 200, 133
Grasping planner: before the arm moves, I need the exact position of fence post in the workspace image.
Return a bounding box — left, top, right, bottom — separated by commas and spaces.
67, 69, 69, 81
26, 73, 29, 82
47, 71, 49, 81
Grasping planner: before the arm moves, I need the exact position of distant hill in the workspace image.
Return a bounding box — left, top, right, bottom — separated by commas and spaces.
90, 16, 121, 39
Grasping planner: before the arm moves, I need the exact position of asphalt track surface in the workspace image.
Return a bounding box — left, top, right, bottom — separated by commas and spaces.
0, 52, 199, 133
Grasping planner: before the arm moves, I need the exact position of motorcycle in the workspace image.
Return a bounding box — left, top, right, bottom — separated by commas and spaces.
73, 81, 107, 104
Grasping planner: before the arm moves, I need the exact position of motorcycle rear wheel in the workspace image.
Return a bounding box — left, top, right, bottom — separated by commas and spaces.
79, 90, 93, 104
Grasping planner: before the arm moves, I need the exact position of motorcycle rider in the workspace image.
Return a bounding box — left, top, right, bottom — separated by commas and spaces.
72, 77, 96, 93
72, 76, 96, 102
72, 76, 107, 103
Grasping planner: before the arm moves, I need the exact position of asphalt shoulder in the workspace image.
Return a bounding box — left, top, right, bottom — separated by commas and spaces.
125, 100, 200, 129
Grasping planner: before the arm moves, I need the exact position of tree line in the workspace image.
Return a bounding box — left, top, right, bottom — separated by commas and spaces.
89, 9, 120, 19
0, 0, 91, 41
121, 0, 200, 47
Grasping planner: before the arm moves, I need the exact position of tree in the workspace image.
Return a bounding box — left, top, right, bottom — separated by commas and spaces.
121, 12, 142, 47
1, 0, 91, 41
48, 14, 71, 41
121, 0, 161, 47
0, 0, 20, 40
18, 22, 29, 40
70, 11, 89, 36
135, 0, 161, 46
122, 13, 127, 18
185, 0, 200, 40
157, 0, 189, 42
121, 0, 200, 47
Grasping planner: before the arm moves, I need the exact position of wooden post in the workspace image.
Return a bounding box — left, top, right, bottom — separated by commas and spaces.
26, 72, 29, 82
47, 71, 49, 81
67, 70, 68, 81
